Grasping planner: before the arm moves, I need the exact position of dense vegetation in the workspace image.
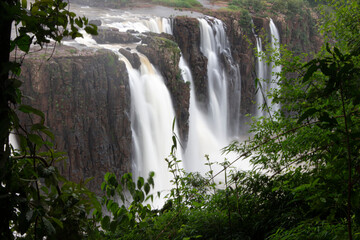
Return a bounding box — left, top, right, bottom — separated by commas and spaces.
227, 0, 325, 12
1, 0, 360, 239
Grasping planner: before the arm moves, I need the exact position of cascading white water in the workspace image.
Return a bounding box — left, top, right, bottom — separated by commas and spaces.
253, 19, 281, 117
112, 18, 179, 195
198, 18, 229, 140
183, 17, 248, 175
127, 55, 179, 193
64, 6, 252, 194
68, 14, 181, 196
269, 18, 281, 114
106, 16, 172, 34
180, 56, 221, 173
254, 33, 266, 117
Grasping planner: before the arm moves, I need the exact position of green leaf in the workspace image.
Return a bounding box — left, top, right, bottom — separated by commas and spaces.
297, 108, 318, 124
144, 183, 150, 195
326, 42, 331, 54
19, 105, 45, 123
11, 78, 22, 88
302, 62, 318, 83
31, 123, 46, 131
172, 117, 176, 132
84, 25, 98, 35
15, 34, 32, 53
28, 133, 44, 146
50, 217, 63, 229
42, 217, 56, 235
110, 220, 118, 232
137, 177, 144, 189
41, 129, 55, 140
21, 0, 27, 8
75, 18, 83, 28
101, 215, 110, 231
333, 47, 343, 60
319, 112, 338, 128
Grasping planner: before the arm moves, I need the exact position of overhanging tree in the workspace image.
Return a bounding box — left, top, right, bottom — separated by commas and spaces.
0, 0, 98, 238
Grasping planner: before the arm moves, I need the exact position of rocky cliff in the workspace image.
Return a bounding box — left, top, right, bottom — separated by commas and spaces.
172, 11, 321, 129
20, 46, 132, 192
18, 12, 322, 191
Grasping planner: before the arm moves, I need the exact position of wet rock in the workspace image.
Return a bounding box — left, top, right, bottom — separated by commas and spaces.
19, 46, 132, 193
93, 28, 141, 44
173, 17, 208, 110
89, 19, 102, 26
119, 48, 141, 69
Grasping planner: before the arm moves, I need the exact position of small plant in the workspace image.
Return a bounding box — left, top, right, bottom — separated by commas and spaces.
99, 171, 156, 238
68, 48, 77, 54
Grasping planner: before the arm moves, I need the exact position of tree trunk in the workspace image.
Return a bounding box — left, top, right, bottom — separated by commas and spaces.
0, 1, 17, 238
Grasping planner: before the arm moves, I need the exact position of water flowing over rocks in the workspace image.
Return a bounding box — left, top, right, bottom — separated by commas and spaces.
19, 46, 132, 192
136, 32, 190, 143
18, 9, 323, 192
173, 17, 209, 110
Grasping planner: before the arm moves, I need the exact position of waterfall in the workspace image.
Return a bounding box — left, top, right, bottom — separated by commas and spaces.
253, 29, 267, 117
181, 56, 219, 173
126, 54, 179, 194
64, 9, 251, 194
69, 15, 180, 196
269, 18, 281, 114
105, 16, 171, 34
253, 18, 281, 117
183, 17, 246, 175
198, 17, 229, 140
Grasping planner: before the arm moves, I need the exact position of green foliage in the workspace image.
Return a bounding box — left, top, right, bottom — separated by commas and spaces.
151, 0, 202, 8
238, 8, 252, 32
2, 0, 360, 239
8, 0, 97, 51
269, 221, 349, 240
228, 0, 264, 12
225, 34, 360, 240
3, 112, 102, 239
99, 172, 156, 238
0, 0, 99, 239
270, 0, 308, 15
319, 0, 360, 53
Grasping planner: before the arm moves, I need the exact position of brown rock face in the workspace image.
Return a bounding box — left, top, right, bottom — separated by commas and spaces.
213, 12, 258, 123
19, 47, 132, 193
136, 32, 190, 144
173, 17, 209, 111
93, 28, 141, 44
17, 12, 322, 193
119, 48, 141, 69
172, 12, 321, 132
172, 14, 257, 133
